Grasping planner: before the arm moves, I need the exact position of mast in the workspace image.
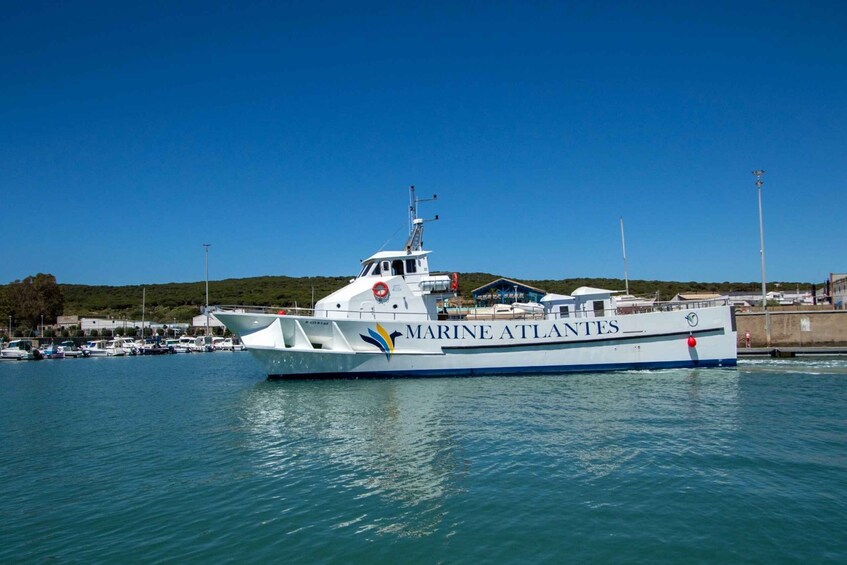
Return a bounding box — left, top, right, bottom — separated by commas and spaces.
404, 185, 438, 253
620, 217, 629, 295
204, 243, 211, 337
141, 287, 146, 339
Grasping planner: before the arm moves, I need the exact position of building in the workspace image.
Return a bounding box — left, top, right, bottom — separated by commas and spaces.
669, 293, 724, 303
192, 307, 226, 333
832, 273, 847, 309
79, 318, 189, 336
471, 278, 547, 306
56, 315, 80, 329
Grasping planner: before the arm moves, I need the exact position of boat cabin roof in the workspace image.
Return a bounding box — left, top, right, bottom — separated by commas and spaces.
362, 249, 431, 263
571, 286, 620, 297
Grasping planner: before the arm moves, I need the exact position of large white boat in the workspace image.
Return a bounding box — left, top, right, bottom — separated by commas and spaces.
1, 340, 43, 361
214, 189, 737, 379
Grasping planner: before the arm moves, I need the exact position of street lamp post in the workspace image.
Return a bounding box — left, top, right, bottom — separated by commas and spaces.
204, 244, 211, 338
753, 170, 771, 347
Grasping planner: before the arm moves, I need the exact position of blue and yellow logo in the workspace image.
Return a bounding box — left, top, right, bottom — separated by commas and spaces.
685, 312, 699, 327
360, 323, 402, 360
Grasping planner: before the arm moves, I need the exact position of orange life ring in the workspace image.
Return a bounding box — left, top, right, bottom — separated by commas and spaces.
373, 281, 390, 300
450, 272, 459, 291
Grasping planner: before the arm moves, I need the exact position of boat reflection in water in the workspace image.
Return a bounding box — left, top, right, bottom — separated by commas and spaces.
234, 369, 741, 537
239, 378, 470, 537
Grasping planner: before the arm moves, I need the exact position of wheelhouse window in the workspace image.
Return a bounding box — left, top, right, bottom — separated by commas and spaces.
391, 260, 404, 275
405, 259, 417, 274
593, 300, 605, 317
559, 305, 570, 318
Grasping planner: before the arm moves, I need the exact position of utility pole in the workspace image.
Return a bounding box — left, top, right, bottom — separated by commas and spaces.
204, 243, 211, 338
620, 217, 630, 296
753, 170, 771, 347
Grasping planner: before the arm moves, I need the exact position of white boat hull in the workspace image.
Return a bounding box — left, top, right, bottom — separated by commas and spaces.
215, 305, 737, 379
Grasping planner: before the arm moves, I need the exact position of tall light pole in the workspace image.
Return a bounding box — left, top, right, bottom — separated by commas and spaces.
753, 170, 771, 347
203, 243, 211, 338
620, 217, 630, 296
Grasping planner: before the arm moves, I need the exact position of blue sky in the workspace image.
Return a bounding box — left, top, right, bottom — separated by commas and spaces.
2, 1, 844, 287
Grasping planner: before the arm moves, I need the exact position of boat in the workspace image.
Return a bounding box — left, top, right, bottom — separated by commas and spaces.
83, 339, 126, 357
41, 343, 65, 359
164, 339, 190, 353
113, 337, 140, 355
185, 336, 213, 353
213, 187, 738, 379
138, 338, 173, 355
1, 340, 43, 360
58, 341, 89, 358
221, 337, 245, 351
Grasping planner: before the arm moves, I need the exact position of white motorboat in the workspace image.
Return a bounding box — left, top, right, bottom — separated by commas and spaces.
1, 340, 43, 360
212, 337, 245, 351
164, 339, 190, 353
83, 340, 126, 357
113, 337, 139, 355
214, 188, 737, 379
58, 341, 89, 358
186, 336, 213, 352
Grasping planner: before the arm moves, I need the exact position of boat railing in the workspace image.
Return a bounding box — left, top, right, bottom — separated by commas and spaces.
214, 305, 458, 321
545, 298, 731, 320
216, 298, 730, 322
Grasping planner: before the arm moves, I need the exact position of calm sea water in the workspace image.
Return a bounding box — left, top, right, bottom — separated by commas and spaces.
1, 354, 846, 564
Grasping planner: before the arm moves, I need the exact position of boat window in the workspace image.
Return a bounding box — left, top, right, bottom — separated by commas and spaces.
559, 306, 570, 318
382, 261, 391, 274
392, 260, 404, 276
372, 262, 381, 276
405, 259, 417, 274
358, 263, 371, 278
593, 300, 605, 317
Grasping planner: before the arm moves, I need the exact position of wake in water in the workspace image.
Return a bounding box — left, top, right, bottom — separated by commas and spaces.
738, 357, 847, 375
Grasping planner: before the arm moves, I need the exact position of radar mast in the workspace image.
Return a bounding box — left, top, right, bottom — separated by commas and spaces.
405, 185, 438, 253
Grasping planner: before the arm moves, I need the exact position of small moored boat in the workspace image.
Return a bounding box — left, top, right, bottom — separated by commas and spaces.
1, 340, 43, 361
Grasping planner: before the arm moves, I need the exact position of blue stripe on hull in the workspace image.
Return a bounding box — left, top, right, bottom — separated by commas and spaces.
267, 358, 738, 380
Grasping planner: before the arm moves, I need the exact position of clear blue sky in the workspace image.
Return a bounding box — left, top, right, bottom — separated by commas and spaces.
2, 1, 844, 287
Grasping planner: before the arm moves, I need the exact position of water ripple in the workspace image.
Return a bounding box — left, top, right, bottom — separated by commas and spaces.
2, 357, 846, 562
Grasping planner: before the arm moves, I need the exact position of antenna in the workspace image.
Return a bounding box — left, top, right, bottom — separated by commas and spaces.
405, 185, 438, 252
409, 185, 437, 226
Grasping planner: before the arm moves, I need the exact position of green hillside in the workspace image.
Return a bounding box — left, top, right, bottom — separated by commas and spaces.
56, 273, 810, 323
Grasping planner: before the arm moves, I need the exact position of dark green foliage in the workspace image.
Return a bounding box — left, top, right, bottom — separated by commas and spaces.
16, 272, 809, 326
0, 273, 64, 331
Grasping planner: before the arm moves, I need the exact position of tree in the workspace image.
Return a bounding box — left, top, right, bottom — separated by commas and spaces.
5, 274, 64, 329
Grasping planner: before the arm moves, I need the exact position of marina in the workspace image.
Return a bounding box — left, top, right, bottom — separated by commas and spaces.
1, 354, 845, 563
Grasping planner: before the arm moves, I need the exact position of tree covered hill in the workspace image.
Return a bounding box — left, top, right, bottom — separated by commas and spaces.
54, 273, 810, 323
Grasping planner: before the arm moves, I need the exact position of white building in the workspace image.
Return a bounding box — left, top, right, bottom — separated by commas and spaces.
80, 318, 189, 335
192, 308, 226, 332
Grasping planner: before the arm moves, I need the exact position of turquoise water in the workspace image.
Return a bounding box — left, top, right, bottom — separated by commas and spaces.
2, 355, 846, 563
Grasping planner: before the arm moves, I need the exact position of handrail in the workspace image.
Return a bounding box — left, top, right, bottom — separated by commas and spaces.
214, 298, 731, 322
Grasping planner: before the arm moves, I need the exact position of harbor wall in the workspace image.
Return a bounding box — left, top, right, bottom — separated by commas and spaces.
736, 309, 847, 347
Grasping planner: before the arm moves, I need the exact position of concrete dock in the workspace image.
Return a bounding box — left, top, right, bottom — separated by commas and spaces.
738, 346, 847, 358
